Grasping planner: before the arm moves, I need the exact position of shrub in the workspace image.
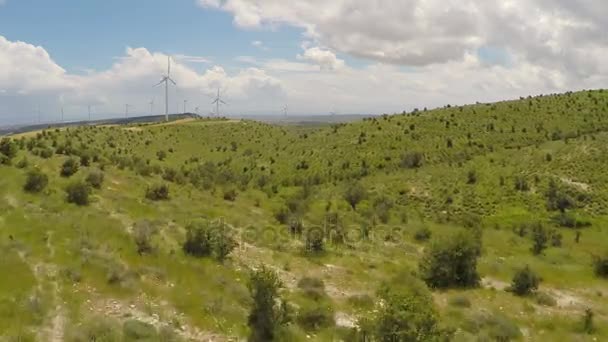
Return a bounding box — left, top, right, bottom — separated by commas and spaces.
60, 158, 80, 177
223, 188, 238, 201
182, 220, 236, 261
592, 253, 608, 278
145, 183, 169, 201
133, 221, 157, 255
530, 224, 549, 255
304, 228, 324, 254
297, 303, 334, 331
344, 182, 367, 210
514, 176, 529, 191
85, 169, 105, 189
508, 266, 540, 296
372, 286, 441, 341
297, 277, 326, 301
123, 320, 157, 340
65, 181, 90, 206
419, 230, 481, 289
546, 180, 574, 212
448, 295, 471, 308
535, 292, 557, 307
0, 138, 18, 164
16, 157, 29, 169
400, 151, 424, 169
414, 227, 432, 242
23, 169, 48, 193
248, 266, 289, 342
467, 170, 477, 184
582, 308, 595, 334
156, 150, 167, 161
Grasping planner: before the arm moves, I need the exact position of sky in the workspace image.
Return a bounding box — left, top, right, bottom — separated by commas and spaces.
0, 0, 607, 124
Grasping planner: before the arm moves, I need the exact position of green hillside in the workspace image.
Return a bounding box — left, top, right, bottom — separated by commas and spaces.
1, 90, 608, 341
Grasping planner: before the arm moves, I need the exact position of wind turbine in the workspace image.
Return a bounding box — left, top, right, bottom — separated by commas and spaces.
154, 56, 176, 122
211, 87, 227, 117
282, 105, 288, 118
183, 99, 188, 114
125, 104, 132, 118
88, 105, 92, 122
61, 106, 64, 123
149, 98, 155, 115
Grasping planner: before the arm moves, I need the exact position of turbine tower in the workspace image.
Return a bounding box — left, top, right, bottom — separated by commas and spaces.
125, 104, 132, 118
283, 105, 288, 118
149, 98, 155, 115
183, 99, 188, 114
211, 88, 227, 117
154, 56, 176, 122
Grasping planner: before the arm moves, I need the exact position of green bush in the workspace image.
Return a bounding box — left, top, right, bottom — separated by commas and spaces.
371, 286, 441, 341
85, 169, 105, 189
419, 229, 481, 289
400, 151, 424, 169
23, 169, 48, 193
16, 157, 29, 169
123, 319, 158, 340
60, 158, 80, 177
65, 181, 90, 206
448, 295, 471, 308
182, 220, 236, 261
0, 138, 18, 164
248, 266, 289, 342
145, 183, 169, 201
133, 220, 157, 255
508, 266, 540, 296
297, 277, 326, 301
223, 188, 238, 201
344, 182, 367, 210
592, 253, 608, 278
414, 227, 432, 242
304, 227, 324, 254
297, 303, 334, 331
530, 223, 549, 255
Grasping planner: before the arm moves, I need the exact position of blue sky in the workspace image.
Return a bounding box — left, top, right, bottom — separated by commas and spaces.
0, 0, 303, 73
0, 1, 604, 124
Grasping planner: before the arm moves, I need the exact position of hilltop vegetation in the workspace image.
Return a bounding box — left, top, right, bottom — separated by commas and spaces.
1, 90, 608, 341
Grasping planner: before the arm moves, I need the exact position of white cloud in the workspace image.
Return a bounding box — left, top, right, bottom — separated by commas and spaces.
198, 0, 608, 81
0, 36, 285, 123
297, 47, 345, 71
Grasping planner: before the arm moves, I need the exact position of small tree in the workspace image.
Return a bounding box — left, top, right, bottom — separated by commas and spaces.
134, 221, 157, 255
85, 169, 105, 189
531, 224, 549, 255
182, 220, 213, 257
305, 227, 324, 254
145, 183, 169, 201
514, 176, 529, 191
467, 170, 477, 184
582, 308, 595, 334
213, 224, 237, 262
23, 169, 48, 193
508, 266, 540, 296
400, 151, 424, 169
60, 158, 80, 177
65, 181, 90, 206
419, 230, 481, 289
372, 286, 441, 341
0, 138, 18, 164
344, 183, 367, 210
248, 266, 288, 342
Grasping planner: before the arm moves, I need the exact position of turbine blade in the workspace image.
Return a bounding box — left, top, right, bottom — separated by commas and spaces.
153, 78, 166, 87
168, 77, 176, 85
220, 100, 227, 105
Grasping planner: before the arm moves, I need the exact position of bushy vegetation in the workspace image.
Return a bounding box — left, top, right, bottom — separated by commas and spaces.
85, 169, 104, 189
145, 183, 169, 201
419, 230, 481, 289
65, 181, 90, 206
60, 158, 80, 177
247, 266, 290, 342
182, 220, 236, 262
23, 169, 48, 193
508, 266, 540, 296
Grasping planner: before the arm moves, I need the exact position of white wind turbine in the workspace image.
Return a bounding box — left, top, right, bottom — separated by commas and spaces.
149, 98, 155, 115
211, 87, 227, 117
154, 56, 176, 122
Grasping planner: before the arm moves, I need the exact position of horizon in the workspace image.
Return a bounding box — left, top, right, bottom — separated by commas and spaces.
1, 1, 607, 125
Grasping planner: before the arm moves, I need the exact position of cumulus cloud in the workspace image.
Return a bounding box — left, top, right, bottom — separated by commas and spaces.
0, 36, 285, 123
197, 0, 608, 80
297, 47, 345, 71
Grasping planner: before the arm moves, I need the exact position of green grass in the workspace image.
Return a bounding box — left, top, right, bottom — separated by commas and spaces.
1, 90, 608, 340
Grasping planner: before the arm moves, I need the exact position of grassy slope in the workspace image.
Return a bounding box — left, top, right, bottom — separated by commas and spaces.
1, 90, 607, 341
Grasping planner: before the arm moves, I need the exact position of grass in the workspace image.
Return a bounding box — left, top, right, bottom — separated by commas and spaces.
0, 91, 607, 340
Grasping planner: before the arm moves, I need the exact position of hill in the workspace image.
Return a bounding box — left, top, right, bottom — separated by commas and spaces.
1, 90, 607, 341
